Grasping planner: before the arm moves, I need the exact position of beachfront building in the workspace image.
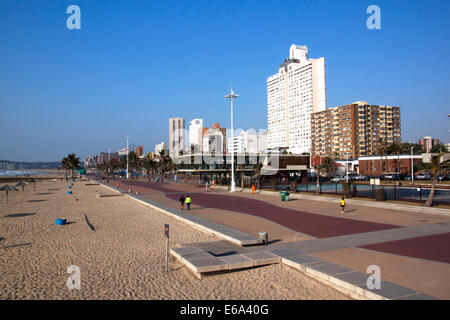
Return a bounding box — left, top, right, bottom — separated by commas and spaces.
418, 136, 440, 153
117, 148, 129, 160
267, 44, 326, 154
169, 118, 185, 159
176, 153, 310, 186
228, 130, 268, 154
135, 145, 144, 157
155, 142, 167, 156
311, 101, 401, 159
98, 152, 119, 164
84, 155, 98, 168
358, 154, 422, 176
203, 123, 227, 153
189, 118, 203, 152
203, 130, 224, 153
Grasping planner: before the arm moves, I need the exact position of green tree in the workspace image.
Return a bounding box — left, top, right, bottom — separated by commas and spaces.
376, 138, 389, 177
313, 157, 338, 195
425, 153, 448, 207
61, 153, 81, 178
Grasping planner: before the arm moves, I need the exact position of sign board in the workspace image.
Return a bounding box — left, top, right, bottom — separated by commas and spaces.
370, 178, 380, 185
164, 224, 169, 238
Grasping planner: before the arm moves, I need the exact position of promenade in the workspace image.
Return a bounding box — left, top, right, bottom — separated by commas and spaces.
108, 178, 450, 299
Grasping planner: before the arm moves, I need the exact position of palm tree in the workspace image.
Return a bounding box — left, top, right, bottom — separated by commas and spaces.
322, 157, 338, 178
252, 162, 263, 189
425, 153, 447, 207
61, 153, 81, 178
313, 157, 338, 195
388, 142, 402, 174
376, 138, 389, 177
158, 149, 171, 182
142, 156, 156, 179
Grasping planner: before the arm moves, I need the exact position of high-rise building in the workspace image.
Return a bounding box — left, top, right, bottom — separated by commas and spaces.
169, 118, 185, 159
228, 130, 268, 154
267, 44, 326, 154
418, 136, 440, 153
311, 101, 401, 158
155, 142, 167, 156
203, 131, 224, 153
98, 152, 119, 164
189, 119, 203, 152
135, 145, 144, 157
203, 123, 227, 153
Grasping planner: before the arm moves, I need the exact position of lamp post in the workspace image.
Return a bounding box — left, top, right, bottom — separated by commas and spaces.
411, 146, 414, 182
225, 87, 239, 192
126, 135, 130, 179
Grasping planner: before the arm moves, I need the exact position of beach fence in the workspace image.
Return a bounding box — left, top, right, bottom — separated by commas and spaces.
268, 182, 450, 205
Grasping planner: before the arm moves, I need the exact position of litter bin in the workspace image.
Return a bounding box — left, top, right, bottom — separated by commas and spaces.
280, 191, 290, 201
259, 231, 268, 245
56, 218, 66, 225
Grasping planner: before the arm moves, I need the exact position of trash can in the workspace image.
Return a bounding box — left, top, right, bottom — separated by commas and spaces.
259, 231, 268, 245
56, 218, 66, 225
280, 191, 290, 201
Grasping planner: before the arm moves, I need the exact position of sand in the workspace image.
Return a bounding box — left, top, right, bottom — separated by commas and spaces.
0, 180, 350, 300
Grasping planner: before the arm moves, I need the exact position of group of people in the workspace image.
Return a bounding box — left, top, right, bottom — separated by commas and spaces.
178, 194, 192, 210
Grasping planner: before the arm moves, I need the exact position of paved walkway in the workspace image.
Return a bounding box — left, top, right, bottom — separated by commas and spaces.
100, 178, 450, 299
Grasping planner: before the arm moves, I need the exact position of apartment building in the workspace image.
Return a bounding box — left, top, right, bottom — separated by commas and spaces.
311, 101, 401, 158
267, 44, 326, 153
169, 118, 185, 159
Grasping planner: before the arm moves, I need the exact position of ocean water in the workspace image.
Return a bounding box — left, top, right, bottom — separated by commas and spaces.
0, 170, 52, 177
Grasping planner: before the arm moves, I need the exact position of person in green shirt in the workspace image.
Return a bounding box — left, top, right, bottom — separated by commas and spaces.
185, 195, 192, 210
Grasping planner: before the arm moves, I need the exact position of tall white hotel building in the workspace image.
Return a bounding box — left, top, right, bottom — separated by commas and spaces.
267, 44, 326, 154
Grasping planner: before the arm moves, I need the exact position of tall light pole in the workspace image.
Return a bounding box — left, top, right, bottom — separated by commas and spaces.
225, 87, 239, 192
411, 146, 414, 182
126, 135, 130, 179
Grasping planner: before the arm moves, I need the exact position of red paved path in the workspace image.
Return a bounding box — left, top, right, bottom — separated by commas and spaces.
360, 232, 450, 264
121, 180, 400, 238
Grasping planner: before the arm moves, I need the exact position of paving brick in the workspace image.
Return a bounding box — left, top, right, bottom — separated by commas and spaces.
333, 271, 369, 287
242, 251, 281, 267
394, 293, 439, 300
218, 254, 254, 270
280, 254, 322, 265
311, 262, 354, 275
359, 281, 417, 300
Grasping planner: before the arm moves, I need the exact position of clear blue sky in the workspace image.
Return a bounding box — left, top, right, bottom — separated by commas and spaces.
1, 0, 449, 162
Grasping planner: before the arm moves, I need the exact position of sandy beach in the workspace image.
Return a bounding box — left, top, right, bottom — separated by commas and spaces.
0, 180, 350, 300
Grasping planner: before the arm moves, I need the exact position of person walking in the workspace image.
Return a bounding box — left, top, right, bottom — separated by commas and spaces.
185, 195, 192, 210
179, 194, 185, 210
340, 197, 346, 215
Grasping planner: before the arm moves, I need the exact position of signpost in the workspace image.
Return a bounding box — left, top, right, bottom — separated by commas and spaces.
164, 224, 169, 272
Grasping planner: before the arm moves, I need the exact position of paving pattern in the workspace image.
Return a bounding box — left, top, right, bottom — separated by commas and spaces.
97, 179, 450, 299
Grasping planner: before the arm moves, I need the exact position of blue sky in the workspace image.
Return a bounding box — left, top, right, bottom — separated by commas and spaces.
1, 0, 449, 162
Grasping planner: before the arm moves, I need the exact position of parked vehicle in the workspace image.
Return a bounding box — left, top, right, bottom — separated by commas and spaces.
416, 173, 431, 180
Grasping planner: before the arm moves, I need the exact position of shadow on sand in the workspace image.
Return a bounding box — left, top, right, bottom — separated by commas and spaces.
2, 243, 32, 249
4, 213, 37, 218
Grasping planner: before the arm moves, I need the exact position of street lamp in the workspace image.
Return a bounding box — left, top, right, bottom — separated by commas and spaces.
225, 87, 239, 192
